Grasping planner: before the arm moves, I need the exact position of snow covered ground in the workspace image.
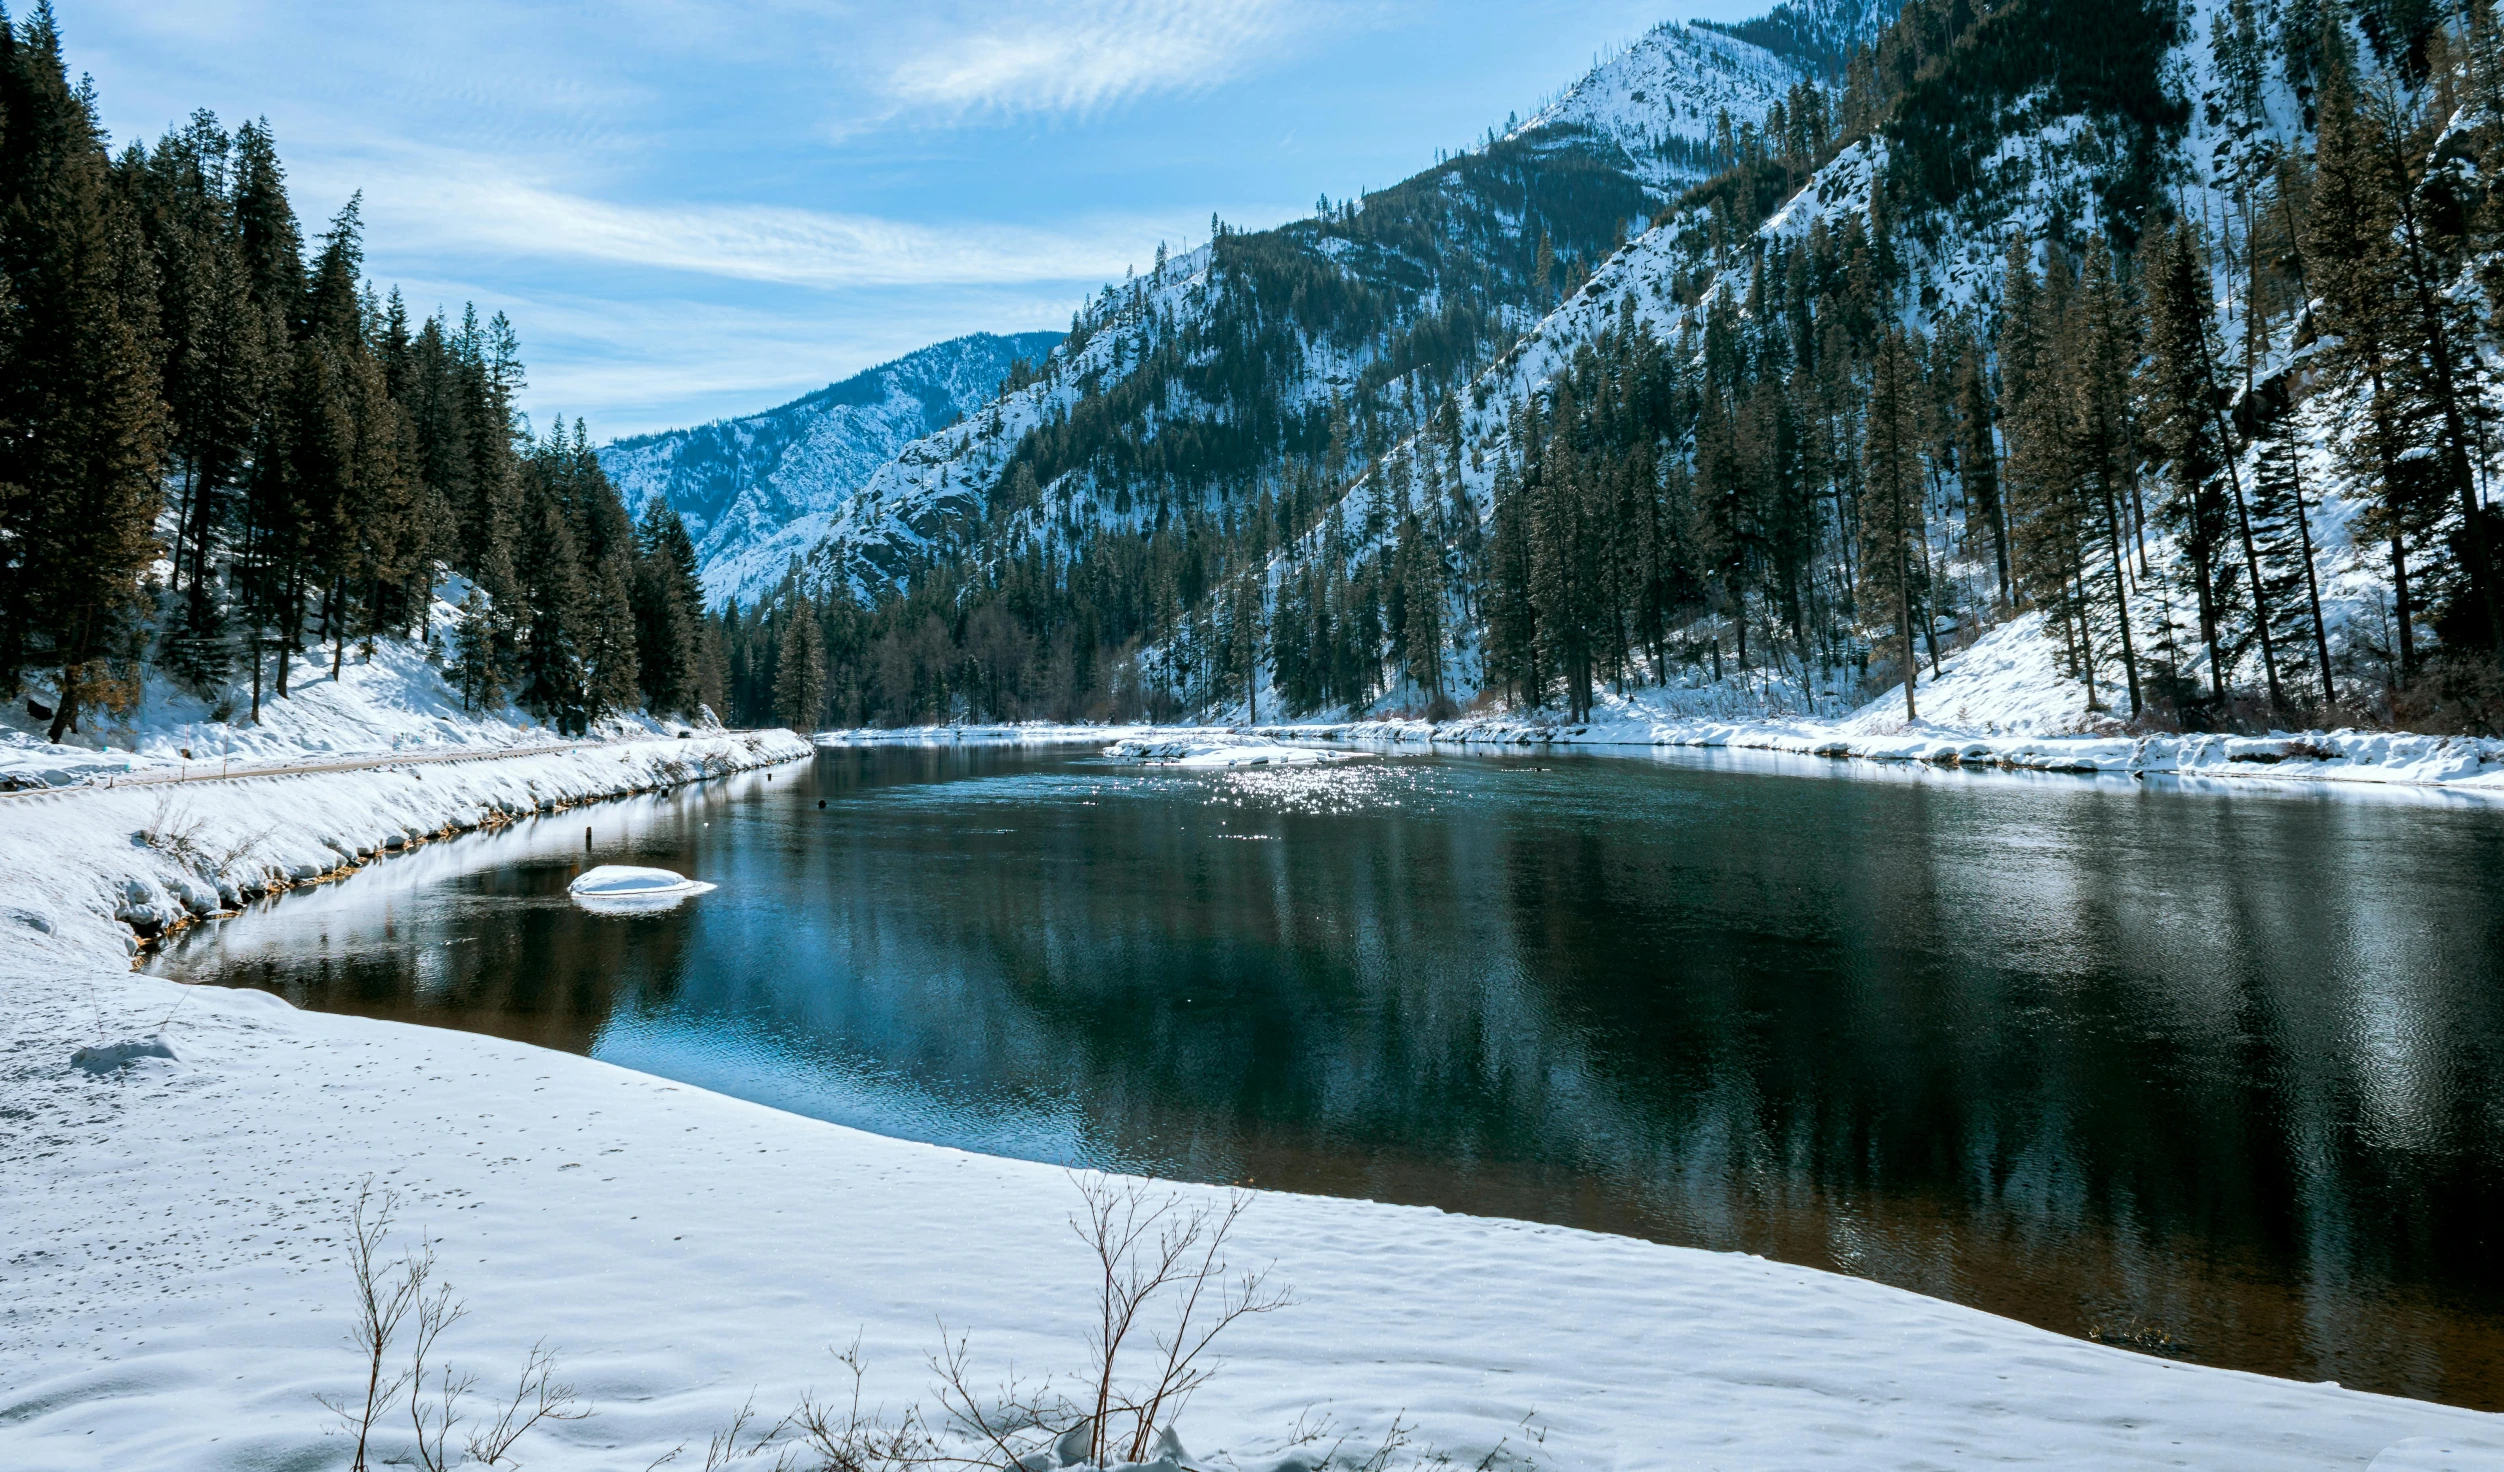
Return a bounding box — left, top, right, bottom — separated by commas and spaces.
10, 959, 2504, 1471
0, 607, 713, 792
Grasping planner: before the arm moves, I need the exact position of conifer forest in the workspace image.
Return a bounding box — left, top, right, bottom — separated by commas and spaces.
8, 0, 2504, 740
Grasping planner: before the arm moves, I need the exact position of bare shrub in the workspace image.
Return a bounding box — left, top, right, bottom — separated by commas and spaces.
406, 1265, 471, 1472
1066, 1176, 1289, 1465
137, 797, 212, 869
314, 1183, 422, 1472
211, 823, 277, 880
786, 1342, 944, 1472
468, 1341, 591, 1466
315, 1178, 590, 1469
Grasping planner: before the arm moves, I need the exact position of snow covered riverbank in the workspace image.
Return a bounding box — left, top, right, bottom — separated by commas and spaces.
1273, 704, 2504, 794
0, 623, 726, 793
0, 728, 810, 956
816, 710, 2504, 797
812, 611, 2504, 799
3, 729, 2503, 1467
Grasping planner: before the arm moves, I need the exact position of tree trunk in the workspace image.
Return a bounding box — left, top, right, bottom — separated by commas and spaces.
1897, 550, 1918, 722
2099, 483, 2143, 717
276, 572, 301, 700
172, 461, 199, 596
2391, 531, 2416, 681
2289, 457, 2336, 708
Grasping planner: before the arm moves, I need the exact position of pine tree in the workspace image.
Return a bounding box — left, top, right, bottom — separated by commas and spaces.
1952, 332, 2012, 608
2073, 239, 2143, 717
633, 498, 705, 715
2000, 244, 2101, 702
2307, 63, 2439, 684
0, 6, 170, 739
132, 111, 268, 691
773, 595, 826, 731
2142, 220, 2238, 703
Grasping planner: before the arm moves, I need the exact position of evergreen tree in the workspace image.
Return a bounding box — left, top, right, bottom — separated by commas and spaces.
633, 498, 705, 715
0, 6, 170, 739
773, 594, 826, 731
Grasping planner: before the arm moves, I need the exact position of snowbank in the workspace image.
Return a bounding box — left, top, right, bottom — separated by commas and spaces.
0, 728, 808, 960
817, 722, 1161, 748
1281, 708, 2504, 793
1106, 738, 1362, 768
1257, 617, 2504, 797
0, 617, 717, 792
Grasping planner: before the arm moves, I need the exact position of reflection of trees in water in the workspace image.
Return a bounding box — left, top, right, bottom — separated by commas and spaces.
689, 760, 2504, 1403
160, 750, 2504, 1405
152, 781, 739, 1054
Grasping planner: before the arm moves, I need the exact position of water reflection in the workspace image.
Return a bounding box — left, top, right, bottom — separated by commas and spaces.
151, 745, 2504, 1408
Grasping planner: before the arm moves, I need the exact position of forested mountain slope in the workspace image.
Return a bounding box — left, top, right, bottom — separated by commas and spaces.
597, 331, 1061, 608
719, 0, 2504, 745
711, 18, 1843, 723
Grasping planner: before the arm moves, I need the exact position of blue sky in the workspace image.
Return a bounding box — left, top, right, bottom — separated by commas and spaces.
66, 0, 1770, 440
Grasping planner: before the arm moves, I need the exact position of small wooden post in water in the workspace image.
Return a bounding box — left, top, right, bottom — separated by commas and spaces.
584, 825, 592, 852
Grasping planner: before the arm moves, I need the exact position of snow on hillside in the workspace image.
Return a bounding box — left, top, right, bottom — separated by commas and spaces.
1179, 0, 2443, 743
0, 587, 700, 791
598, 332, 1062, 608
1506, 21, 1804, 193
763, 24, 1820, 602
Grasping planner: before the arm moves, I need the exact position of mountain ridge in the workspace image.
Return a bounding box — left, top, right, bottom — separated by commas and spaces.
598, 330, 1062, 606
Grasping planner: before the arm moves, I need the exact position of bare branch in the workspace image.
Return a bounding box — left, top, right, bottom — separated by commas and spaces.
405, 1250, 469, 1472
467, 1340, 591, 1466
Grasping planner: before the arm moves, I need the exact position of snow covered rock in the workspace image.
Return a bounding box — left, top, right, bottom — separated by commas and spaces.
69, 1036, 179, 1074
568, 864, 713, 898
569, 864, 717, 912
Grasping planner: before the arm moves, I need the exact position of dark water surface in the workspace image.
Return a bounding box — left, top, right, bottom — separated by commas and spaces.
149, 744, 2504, 1407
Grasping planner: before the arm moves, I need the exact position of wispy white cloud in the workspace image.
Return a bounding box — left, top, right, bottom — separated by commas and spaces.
366, 161, 1178, 289
879, 0, 1344, 119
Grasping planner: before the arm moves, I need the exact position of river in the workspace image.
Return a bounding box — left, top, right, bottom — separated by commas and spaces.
147, 740, 2504, 1408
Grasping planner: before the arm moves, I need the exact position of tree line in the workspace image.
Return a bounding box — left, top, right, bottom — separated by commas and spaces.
0, 5, 717, 739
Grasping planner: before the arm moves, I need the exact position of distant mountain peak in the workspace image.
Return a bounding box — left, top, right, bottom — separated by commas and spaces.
1507, 19, 1810, 194
598, 330, 1061, 607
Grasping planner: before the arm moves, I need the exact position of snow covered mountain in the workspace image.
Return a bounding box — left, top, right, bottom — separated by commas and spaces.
598, 331, 1061, 607
1502, 20, 1806, 192
1157, 0, 2426, 732
775, 19, 1826, 600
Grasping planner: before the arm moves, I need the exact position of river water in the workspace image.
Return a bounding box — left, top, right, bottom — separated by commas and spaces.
147, 742, 2504, 1408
